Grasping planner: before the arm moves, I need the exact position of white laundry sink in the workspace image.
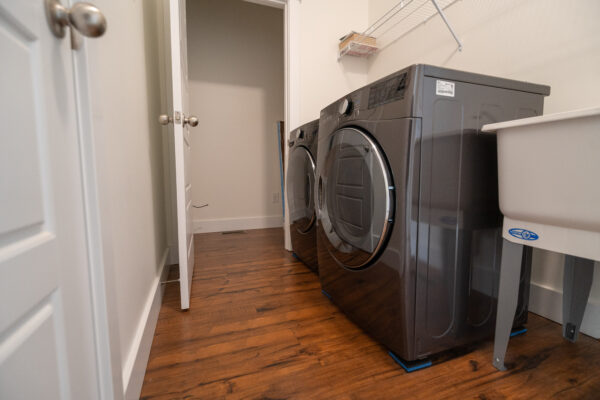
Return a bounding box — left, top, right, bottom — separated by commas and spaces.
482, 106, 600, 262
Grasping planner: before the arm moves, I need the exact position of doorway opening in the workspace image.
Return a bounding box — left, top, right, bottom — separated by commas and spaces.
186, 0, 287, 239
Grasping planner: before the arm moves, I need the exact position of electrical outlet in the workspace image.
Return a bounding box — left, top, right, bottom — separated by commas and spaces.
272, 192, 280, 204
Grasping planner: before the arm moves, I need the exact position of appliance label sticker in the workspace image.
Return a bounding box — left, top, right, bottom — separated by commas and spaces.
508, 228, 539, 241
436, 80, 455, 97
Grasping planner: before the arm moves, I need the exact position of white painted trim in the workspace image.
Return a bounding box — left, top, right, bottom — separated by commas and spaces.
529, 281, 600, 339
283, 0, 301, 251
71, 31, 123, 400
194, 215, 283, 233
243, 0, 286, 9
122, 248, 170, 400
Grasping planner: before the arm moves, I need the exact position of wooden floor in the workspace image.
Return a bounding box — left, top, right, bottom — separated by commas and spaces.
141, 228, 600, 399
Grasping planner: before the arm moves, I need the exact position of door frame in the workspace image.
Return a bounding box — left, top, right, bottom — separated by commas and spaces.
283, 0, 301, 251
70, 15, 124, 400
256, 0, 300, 251
165, 0, 300, 253
62, 1, 301, 397
245, 0, 301, 251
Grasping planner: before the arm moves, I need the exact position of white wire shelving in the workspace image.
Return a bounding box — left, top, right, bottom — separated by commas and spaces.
338, 0, 463, 61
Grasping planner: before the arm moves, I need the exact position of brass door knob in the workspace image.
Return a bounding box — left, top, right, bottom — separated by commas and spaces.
183, 115, 199, 127
45, 0, 107, 39
158, 114, 173, 125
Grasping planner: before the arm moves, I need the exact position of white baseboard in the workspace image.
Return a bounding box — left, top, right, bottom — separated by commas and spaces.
529, 281, 600, 339
193, 215, 283, 233
122, 248, 170, 399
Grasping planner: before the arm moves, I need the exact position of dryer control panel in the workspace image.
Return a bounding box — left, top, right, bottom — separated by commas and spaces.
368, 71, 408, 109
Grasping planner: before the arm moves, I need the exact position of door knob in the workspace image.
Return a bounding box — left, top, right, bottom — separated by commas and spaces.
158, 114, 173, 125
45, 0, 107, 39
183, 115, 199, 127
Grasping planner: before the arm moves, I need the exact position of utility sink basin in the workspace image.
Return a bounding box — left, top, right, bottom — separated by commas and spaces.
483, 106, 600, 371
482, 106, 600, 261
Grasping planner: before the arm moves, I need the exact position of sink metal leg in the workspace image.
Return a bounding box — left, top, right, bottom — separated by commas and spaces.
563, 255, 594, 342
493, 239, 524, 371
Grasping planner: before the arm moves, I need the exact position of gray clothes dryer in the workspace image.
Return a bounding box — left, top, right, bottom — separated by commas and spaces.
287, 119, 319, 272
316, 64, 550, 361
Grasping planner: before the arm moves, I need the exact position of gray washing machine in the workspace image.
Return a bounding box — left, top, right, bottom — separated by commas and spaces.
316, 64, 550, 362
287, 119, 319, 272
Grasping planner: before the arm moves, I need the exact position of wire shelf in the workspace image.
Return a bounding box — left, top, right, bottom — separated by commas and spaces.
338, 32, 379, 60
338, 0, 462, 60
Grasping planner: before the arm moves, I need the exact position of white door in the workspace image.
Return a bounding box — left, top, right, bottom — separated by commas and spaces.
163, 0, 195, 310
0, 0, 101, 399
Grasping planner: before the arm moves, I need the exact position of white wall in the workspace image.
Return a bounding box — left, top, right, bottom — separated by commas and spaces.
187, 0, 285, 233
367, 0, 600, 337
367, 0, 600, 114
298, 0, 370, 124
85, 0, 169, 396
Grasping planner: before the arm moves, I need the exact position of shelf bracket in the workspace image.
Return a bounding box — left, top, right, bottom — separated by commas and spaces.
430, 0, 463, 51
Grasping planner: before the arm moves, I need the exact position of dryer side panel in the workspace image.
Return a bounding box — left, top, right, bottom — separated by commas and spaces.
414, 77, 541, 358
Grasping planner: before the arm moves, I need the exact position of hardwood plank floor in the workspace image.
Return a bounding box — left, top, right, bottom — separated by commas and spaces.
141, 228, 600, 399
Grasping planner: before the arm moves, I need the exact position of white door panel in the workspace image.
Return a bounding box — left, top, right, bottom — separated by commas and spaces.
0, 298, 65, 400
0, 0, 100, 398
165, 0, 195, 309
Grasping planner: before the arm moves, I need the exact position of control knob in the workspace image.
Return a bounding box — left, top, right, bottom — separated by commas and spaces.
338, 98, 352, 115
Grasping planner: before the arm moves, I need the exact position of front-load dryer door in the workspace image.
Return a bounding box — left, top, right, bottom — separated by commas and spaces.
288, 146, 317, 234
318, 127, 394, 269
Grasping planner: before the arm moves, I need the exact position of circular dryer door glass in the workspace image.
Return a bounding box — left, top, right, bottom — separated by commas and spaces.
319, 127, 393, 269
287, 146, 316, 234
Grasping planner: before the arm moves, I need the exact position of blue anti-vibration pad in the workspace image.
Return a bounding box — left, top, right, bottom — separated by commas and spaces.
292, 252, 299, 259
510, 327, 528, 337
321, 289, 332, 300
388, 351, 432, 373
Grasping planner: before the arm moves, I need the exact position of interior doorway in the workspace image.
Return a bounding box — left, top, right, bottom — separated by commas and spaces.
186, 0, 286, 236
